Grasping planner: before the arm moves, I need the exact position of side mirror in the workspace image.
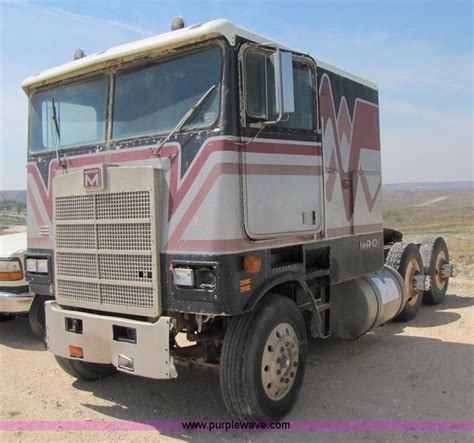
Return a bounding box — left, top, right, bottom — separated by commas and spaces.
271, 49, 295, 118
244, 47, 295, 126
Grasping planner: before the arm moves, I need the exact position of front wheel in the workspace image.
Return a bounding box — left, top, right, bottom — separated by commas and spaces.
55, 356, 116, 381
220, 295, 307, 421
29, 295, 49, 339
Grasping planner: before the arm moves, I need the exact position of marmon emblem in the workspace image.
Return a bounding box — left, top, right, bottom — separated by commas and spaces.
360, 238, 380, 249
83, 167, 102, 190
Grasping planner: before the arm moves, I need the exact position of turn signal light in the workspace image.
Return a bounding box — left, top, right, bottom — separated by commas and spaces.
0, 270, 23, 281
243, 255, 262, 274
0, 258, 23, 281
69, 345, 84, 359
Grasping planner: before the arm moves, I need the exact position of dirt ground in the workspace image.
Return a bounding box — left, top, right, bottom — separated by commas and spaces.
0, 225, 26, 236
1, 243, 473, 442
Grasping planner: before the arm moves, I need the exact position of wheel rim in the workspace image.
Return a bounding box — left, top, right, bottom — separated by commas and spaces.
405, 258, 421, 306
434, 250, 448, 289
261, 322, 299, 401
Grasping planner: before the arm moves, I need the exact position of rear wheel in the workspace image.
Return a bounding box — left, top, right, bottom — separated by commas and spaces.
420, 236, 450, 305
386, 242, 424, 321
55, 356, 116, 381
220, 295, 307, 421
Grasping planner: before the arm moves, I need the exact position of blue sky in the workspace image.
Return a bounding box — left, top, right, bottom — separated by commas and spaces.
0, 0, 472, 189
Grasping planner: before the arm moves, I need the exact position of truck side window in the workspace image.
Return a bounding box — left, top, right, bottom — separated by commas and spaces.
278, 65, 315, 130
244, 50, 315, 131
245, 52, 275, 119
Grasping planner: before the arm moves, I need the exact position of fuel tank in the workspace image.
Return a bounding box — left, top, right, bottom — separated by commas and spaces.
330, 265, 407, 340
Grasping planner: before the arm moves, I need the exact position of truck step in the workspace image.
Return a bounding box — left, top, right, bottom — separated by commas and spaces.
316, 302, 330, 312
305, 268, 330, 280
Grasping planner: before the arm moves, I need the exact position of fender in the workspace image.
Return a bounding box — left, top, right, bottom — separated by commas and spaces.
244, 271, 324, 338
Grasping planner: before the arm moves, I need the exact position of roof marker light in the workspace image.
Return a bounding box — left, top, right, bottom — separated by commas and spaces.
171, 16, 185, 31
74, 48, 85, 60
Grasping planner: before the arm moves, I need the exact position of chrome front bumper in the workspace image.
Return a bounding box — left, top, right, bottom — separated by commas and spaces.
45, 301, 177, 380
0, 290, 34, 314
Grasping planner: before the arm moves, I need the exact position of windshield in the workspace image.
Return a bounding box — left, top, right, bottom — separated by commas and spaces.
112, 45, 222, 140
29, 76, 107, 153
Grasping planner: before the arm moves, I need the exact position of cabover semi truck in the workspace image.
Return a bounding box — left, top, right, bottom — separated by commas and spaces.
22, 18, 454, 420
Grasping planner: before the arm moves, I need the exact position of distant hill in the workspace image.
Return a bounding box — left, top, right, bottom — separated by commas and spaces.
383, 181, 473, 190
0, 190, 27, 203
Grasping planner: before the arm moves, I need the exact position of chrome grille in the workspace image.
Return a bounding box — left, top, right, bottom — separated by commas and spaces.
56, 252, 97, 279
96, 191, 151, 220
57, 280, 99, 303
101, 283, 154, 308
97, 224, 152, 250
54, 169, 160, 317
99, 254, 153, 283
55, 195, 95, 221
56, 225, 96, 249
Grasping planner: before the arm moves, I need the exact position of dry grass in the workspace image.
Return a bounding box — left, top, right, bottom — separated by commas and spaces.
383, 185, 474, 282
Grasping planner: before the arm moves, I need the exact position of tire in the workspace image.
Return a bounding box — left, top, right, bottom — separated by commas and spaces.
55, 356, 116, 381
220, 295, 307, 421
420, 237, 450, 305
385, 242, 424, 322
29, 295, 48, 339
383, 228, 403, 245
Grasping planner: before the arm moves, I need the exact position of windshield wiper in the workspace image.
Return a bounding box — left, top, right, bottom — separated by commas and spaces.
51, 98, 61, 140
50, 98, 67, 169
153, 84, 216, 156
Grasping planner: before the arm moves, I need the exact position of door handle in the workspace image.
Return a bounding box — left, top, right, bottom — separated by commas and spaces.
302, 210, 317, 226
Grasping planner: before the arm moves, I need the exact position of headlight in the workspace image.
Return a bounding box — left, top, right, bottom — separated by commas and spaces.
170, 264, 216, 289
26, 258, 36, 273
25, 258, 49, 274
172, 267, 194, 287
0, 258, 23, 281
37, 259, 49, 273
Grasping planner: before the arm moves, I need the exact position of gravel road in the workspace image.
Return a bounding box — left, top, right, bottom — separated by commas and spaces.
1, 280, 472, 442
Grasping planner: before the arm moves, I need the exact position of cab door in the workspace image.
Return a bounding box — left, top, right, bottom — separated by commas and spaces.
239, 45, 324, 239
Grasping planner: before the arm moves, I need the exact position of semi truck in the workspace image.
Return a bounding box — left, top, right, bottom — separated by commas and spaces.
22, 18, 454, 421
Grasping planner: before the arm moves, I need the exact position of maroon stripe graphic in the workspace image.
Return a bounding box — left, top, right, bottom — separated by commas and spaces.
27, 137, 323, 253
245, 164, 322, 176
245, 142, 321, 156
27, 188, 44, 227
319, 74, 381, 221
27, 138, 321, 222
165, 161, 322, 250
326, 223, 383, 238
